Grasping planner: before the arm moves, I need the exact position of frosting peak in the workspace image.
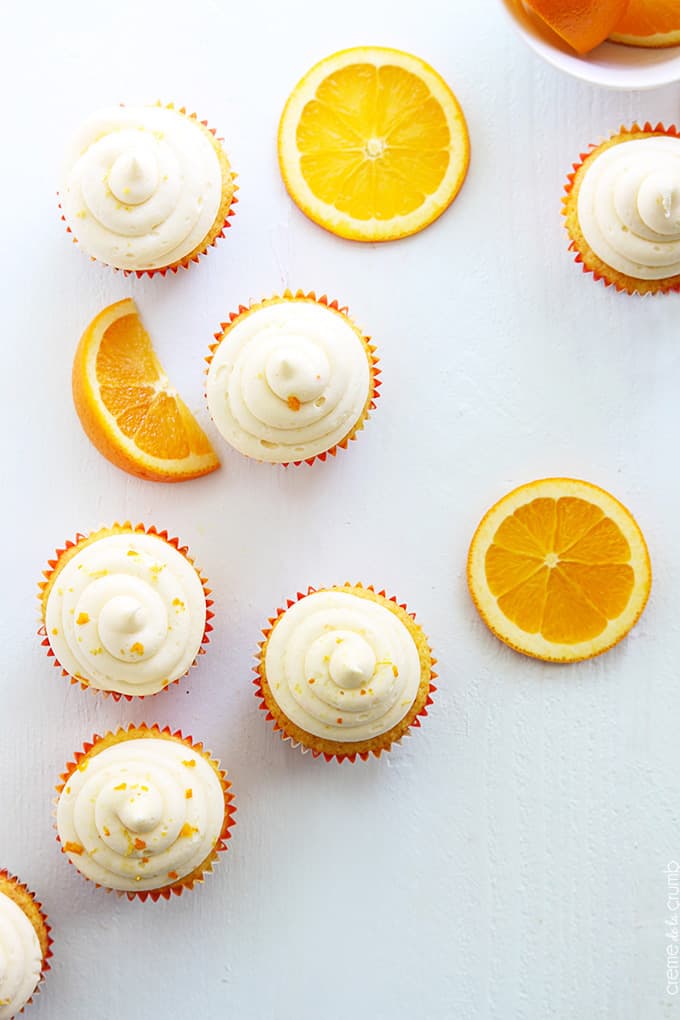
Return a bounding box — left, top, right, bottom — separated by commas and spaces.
578, 136, 680, 280
108, 148, 159, 205
328, 633, 376, 689
45, 531, 206, 697
264, 339, 330, 404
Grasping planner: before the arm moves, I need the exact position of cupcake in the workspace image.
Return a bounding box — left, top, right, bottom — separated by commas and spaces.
38, 524, 212, 699
0, 871, 52, 1019
254, 584, 436, 761
60, 102, 237, 275
55, 725, 235, 901
562, 123, 680, 295
205, 291, 380, 465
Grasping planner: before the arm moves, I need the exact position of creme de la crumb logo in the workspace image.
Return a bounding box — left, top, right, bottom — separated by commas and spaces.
665, 861, 680, 996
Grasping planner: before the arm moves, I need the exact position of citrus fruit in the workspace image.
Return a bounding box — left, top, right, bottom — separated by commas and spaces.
277, 46, 470, 242
610, 0, 680, 47
467, 478, 651, 662
523, 0, 629, 53
72, 298, 219, 482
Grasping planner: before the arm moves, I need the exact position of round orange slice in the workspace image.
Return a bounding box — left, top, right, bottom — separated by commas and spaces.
467, 478, 651, 662
72, 298, 219, 482
610, 0, 680, 47
277, 46, 470, 242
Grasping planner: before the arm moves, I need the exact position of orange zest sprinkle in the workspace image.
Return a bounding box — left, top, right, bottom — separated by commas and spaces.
168, 871, 179, 880
392, 664, 399, 677
113, 782, 127, 791
180, 822, 198, 838
336, 717, 343, 724
185, 789, 193, 799
360, 689, 367, 696
287, 395, 301, 411
129, 642, 145, 655
308, 678, 315, 684
76, 612, 90, 625
64, 841, 84, 856
103, 826, 111, 837
126, 550, 139, 556
182, 760, 196, 768
141, 857, 150, 865
134, 838, 147, 850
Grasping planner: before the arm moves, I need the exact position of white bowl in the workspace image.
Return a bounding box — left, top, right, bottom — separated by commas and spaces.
500, 0, 680, 89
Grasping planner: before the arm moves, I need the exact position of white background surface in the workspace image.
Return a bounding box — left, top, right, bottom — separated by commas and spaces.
1, 1, 679, 1018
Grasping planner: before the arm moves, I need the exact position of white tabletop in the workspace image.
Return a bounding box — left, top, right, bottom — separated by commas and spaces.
1, 1, 679, 1018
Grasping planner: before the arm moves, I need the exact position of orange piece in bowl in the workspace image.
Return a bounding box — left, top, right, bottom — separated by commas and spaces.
610, 0, 680, 47
523, 0, 630, 54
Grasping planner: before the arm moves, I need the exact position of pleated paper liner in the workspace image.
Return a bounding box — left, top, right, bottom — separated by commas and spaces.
205, 290, 382, 466
37, 522, 214, 701
55, 724, 236, 903
253, 583, 437, 763
0, 869, 53, 1014
59, 102, 238, 278
562, 122, 680, 296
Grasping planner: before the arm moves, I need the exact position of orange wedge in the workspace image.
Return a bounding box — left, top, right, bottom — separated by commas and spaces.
277, 46, 470, 242
524, 0, 629, 53
610, 0, 680, 47
72, 299, 219, 482
467, 478, 651, 662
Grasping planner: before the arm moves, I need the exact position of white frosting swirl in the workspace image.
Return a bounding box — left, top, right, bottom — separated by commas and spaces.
206, 301, 372, 463
577, 136, 680, 280
45, 532, 206, 697
56, 737, 226, 893
62, 105, 223, 270
264, 591, 422, 742
0, 892, 42, 1020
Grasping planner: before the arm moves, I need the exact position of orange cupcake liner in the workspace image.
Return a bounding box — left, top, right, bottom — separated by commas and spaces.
0, 869, 53, 1013
37, 522, 214, 702
562, 121, 680, 296
58, 103, 238, 279
253, 584, 437, 763
54, 724, 236, 903
205, 289, 382, 467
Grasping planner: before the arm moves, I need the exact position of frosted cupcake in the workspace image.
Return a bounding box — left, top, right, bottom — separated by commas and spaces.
254, 584, 436, 761
205, 291, 380, 465
38, 524, 212, 699
60, 103, 237, 274
56, 725, 235, 901
0, 871, 52, 1019
563, 123, 680, 295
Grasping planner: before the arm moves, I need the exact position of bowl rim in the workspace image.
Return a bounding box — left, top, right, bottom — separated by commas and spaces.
499, 0, 680, 90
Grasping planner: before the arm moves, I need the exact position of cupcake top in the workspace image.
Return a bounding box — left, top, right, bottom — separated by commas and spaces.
61, 105, 224, 271
0, 890, 42, 1020
577, 135, 680, 280
264, 589, 422, 742
206, 299, 373, 463
57, 734, 226, 893
44, 531, 206, 697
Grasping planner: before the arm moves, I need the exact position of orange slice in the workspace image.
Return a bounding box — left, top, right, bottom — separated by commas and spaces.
72, 299, 219, 482
277, 46, 470, 242
467, 478, 651, 662
610, 0, 680, 47
523, 0, 629, 53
